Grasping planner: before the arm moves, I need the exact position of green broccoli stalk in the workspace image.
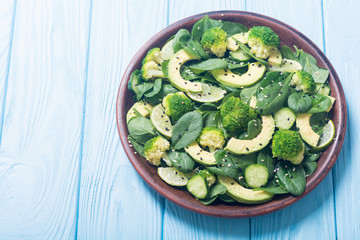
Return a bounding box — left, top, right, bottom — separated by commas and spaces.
272, 130, 304, 165
220, 96, 257, 135
162, 92, 194, 122
247, 26, 280, 59
141, 48, 165, 80
144, 136, 170, 166
201, 27, 227, 57
197, 169, 216, 187
290, 70, 316, 94
198, 126, 225, 152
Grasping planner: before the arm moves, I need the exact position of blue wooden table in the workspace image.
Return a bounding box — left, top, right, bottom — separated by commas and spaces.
0, 0, 358, 239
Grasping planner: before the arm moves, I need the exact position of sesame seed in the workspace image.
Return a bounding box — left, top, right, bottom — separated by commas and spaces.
246, 147, 249, 151
231, 182, 234, 185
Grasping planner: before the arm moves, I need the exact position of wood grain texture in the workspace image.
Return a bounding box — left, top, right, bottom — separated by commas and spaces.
0, 0, 16, 142
246, 1, 336, 239
0, 0, 91, 238
323, 0, 360, 239
76, 0, 168, 239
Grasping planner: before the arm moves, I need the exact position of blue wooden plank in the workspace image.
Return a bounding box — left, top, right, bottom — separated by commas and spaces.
0, 0, 16, 144
246, 1, 336, 239
163, 2, 250, 240
323, 0, 360, 239
0, 0, 91, 238
76, 0, 168, 239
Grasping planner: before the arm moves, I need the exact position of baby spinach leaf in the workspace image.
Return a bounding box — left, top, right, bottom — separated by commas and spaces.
228, 61, 249, 69
220, 21, 248, 36
247, 118, 262, 140
127, 116, 156, 144
307, 95, 332, 113
287, 92, 312, 113
144, 78, 162, 97
168, 150, 195, 173
144, 84, 178, 105
297, 49, 329, 84
240, 82, 259, 104
257, 148, 276, 179
254, 180, 288, 194
203, 111, 218, 127
304, 152, 321, 162
128, 69, 142, 93
232, 153, 257, 173
207, 150, 240, 179
276, 162, 306, 196
199, 184, 227, 205
198, 103, 218, 112
172, 111, 203, 149
189, 58, 228, 74
181, 66, 202, 80
279, 46, 297, 60
128, 136, 146, 158
136, 82, 153, 100
256, 72, 292, 115
310, 112, 330, 134
302, 161, 317, 176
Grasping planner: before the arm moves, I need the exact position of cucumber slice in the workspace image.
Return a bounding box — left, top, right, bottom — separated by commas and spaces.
244, 164, 269, 188
230, 49, 252, 62
150, 104, 173, 138
187, 175, 208, 199
186, 83, 226, 103
158, 167, 193, 186
274, 107, 296, 130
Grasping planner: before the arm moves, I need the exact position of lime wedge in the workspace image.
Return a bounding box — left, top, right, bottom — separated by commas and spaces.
186, 83, 226, 103
158, 167, 194, 186
160, 39, 174, 60
268, 59, 302, 73
313, 120, 335, 151
150, 104, 173, 138
126, 100, 152, 123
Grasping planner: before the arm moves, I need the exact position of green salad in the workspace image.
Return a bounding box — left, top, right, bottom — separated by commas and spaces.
126, 15, 335, 205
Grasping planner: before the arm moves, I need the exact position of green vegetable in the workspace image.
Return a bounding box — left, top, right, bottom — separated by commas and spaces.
144, 136, 170, 166
220, 96, 257, 135
272, 130, 304, 165
290, 70, 316, 94
248, 26, 280, 59
163, 92, 194, 122
188, 58, 228, 74
201, 27, 227, 57
168, 150, 195, 173
171, 111, 203, 150
127, 116, 156, 144
275, 162, 306, 196
198, 126, 225, 152
144, 78, 162, 97
257, 148, 275, 179
207, 150, 240, 179
307, 94, 332, 114
287, 92, 312, 113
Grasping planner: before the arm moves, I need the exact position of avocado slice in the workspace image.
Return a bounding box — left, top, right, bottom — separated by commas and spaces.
185, 142, 217, 165
126, 100, 153, 123
168, 49, 202, 92
296, 113, 320, 147
268, 49, 282, 67
218, 175, 274, 204
326, 96, 336, 112
268, 59, 302, 72
211, 62, 266, 88
225, 115, 275, 155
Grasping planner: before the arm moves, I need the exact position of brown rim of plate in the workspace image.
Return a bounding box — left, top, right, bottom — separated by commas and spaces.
116, 10, 347, 218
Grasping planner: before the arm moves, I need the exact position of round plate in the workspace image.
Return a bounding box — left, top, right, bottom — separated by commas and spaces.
116, 11, 347, 218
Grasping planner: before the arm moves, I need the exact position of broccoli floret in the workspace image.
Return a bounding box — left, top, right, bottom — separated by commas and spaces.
220, 96, 257, 135
162, 92, 194, 122
272, 130, 304, 165
201, 27, 227, 57
143, 48, 163, 65
198, 126, 225, 152
144, 136, 170, 166
247, 26, 280, 59
290, 71, 316, 93
141, 61, 165, 80
197, 169, 216, 187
